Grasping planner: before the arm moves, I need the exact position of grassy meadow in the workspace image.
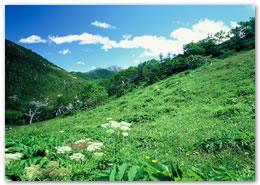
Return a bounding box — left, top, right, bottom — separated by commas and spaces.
5, 50, 255, 181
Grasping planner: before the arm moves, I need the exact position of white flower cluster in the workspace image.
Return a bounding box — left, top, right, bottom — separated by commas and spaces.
24, 165, 40, 180
74, 138, 90, 144
55, 146, 72, 154
86, 142, 103, 152
94, 152, 104, 157
70, 153, 85, 161
5, 152, 23, 165
101, 120, 131, 136
122, 132, 129, 137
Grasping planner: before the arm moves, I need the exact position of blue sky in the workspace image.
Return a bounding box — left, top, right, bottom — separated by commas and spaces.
5, 5, 255, 72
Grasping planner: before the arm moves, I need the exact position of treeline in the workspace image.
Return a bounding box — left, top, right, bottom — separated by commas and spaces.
100, 17, 255, 97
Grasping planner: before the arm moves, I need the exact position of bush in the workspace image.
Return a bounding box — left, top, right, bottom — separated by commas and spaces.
5, 109, 23, 125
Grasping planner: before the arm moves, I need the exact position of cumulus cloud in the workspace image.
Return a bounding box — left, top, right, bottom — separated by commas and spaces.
170, 19, 230, 45
49, 19, 232, 57
231, 21, 240, 28
91, 20, 116, 29
77, 61, 85, 65
19, 35, 47, 43
122, 34, 132, 40
49, 33, 118, 51
58, 49, 71, 55
118, 35, 183, 57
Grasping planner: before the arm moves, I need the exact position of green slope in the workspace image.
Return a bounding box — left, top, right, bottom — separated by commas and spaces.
71, 69, 115, 81
5, 50, 255, 181
5, 40, 88, 114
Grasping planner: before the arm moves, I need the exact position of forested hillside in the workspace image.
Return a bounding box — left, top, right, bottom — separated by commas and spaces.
71, 69, 115, 81
5, 40, 107, 124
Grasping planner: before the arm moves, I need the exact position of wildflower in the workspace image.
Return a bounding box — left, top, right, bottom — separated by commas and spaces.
194, 152, 199, 154
152, 160, 157, 163
70, 153, 85, 161
186, 153, 190, 156
101, 123, 110, 128
45, 150, 49, 154
5, 152, 23, 165
145, 156, 150, 159
94, 152, 104, 157
24, 165, 41, 180
106, 117, 113, 120
47, 161, 59, 168
55, 146, 72, 154
120, 121, 131, 127
59, 130, 64, 133
120, 126, 130, 131
74, 138, 90, 144
143, 139, 147, 142
122, 132, 128, 137
106, 129, 115, 134
86, 142, 103, 152
177, 147, 183, 151
110, 121, 121, 128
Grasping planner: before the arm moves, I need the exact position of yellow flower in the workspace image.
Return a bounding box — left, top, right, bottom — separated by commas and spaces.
145, 156, 150, 159
186, 153, 190, 156
152, 160, 157, 163
195, 152, 199, 154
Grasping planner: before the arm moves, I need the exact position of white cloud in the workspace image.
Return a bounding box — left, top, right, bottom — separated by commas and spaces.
231, 21, 240, 28
91, 20, 116, 29
49, 19, 231, 58
49, 33, 118, 51
19, 35, 47, 43
170, 19, 230, 45
118, 35, 183, 57
77, 61, 85, 65
91, 67, 97, 70
58, 49, 71, 55
122, 34, 132, 40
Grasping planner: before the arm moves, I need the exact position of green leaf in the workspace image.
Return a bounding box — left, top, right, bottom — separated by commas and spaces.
128, 165, 139, 181
109, 165, 117, 181
118, 163, 128, 181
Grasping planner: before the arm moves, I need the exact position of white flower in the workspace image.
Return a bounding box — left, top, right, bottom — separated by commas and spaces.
70, 153, 85, 161
110, 121, 121, 128
120, 126, 130, 131
122, 132, 128, 137
59, 130, 64, 133
56, 146, 71, 154
5, 152, 23, 165
106, 129, 115, 134
74, 138, 90, 144
86, 142, 103, 152
24, 165, 40, 180
106, 117, 113, 120
120, 121, 131, 127
94, 152, 104, 157
101, 123, 110, 128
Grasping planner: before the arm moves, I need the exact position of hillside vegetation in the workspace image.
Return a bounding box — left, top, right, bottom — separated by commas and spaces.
71, 69, 115, 81
5, 49, 255, 181
5, 40, 108, 124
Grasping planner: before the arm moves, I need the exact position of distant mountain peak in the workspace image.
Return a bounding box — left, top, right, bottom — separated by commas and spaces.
106, 65, 124, 72
87, 65, 123, 73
